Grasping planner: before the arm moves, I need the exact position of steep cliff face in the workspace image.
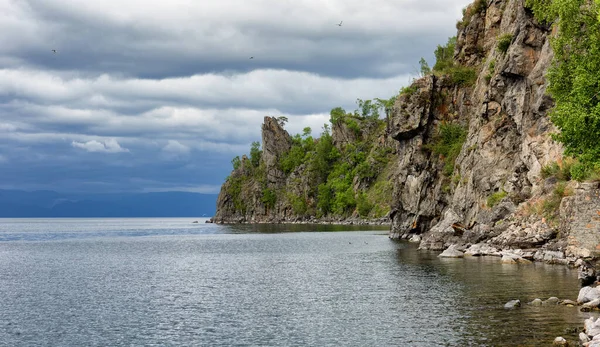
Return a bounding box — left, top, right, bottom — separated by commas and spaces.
214, 115, 396, 224
389, 0, 565, 251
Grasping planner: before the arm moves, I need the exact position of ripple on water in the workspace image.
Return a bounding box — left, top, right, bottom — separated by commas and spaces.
0, 219, 589, 346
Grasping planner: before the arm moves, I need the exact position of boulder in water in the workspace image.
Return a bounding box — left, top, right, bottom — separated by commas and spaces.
504, 299, 521, 309
438, 245, 464, 258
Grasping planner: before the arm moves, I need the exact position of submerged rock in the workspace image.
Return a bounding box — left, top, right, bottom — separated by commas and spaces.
560, 299, 577, 307
504, 299, 521, 309
552, 336, 568, 346
438, 244, 465, 258
529, 298, 543, 306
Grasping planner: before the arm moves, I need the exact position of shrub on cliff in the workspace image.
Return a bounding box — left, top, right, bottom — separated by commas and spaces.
526, 0, 600, 176
433, 36, 457, 72
496, 33, 513, 54
427, 122, 467, 176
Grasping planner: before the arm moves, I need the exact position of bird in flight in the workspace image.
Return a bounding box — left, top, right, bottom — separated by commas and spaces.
51, 49, 57, 54
336, 21, 343, 26
249, 56, 254, 59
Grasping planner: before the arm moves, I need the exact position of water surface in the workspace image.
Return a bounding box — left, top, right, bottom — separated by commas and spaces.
0, 218, 592, 346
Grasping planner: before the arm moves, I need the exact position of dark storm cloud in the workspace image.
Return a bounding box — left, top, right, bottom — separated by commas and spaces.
0, 0, 474, 193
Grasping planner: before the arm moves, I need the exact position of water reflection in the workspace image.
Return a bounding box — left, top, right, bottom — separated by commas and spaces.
0, 219, 593, 346
394, 241, 592, 346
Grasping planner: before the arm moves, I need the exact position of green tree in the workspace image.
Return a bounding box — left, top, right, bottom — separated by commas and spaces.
231, 156, 241, 170
249, 141, 262, 168
526, 0, 600, 174
330, 107, 346, 123
302, 127, 312, 137
276, 116, 289, 127
433, 36, 457, 72
356, 98, 380, 119
419, 57, 431, 76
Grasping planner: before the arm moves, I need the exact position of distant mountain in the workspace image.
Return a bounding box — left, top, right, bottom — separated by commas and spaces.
0, 190, 217, 217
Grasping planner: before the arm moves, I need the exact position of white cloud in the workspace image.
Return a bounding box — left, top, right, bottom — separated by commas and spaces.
71, 139, 129, 153
0, 0, 474, 193
162, 140, 190, 153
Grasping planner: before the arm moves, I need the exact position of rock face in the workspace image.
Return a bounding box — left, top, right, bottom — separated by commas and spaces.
214, 115, 397, 224
560, 182, 600, 259
389, 0, 569, 254
261, 117, 292, 187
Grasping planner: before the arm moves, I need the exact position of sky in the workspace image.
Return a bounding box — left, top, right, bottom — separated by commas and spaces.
0, 0, 473, 194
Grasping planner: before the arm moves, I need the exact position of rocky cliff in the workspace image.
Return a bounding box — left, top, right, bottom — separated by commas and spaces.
214, 113, 396, 224
390, 0, 558, 240
215, 0, 600, 264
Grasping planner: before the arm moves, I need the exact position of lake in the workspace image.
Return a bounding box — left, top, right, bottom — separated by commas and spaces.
0, 218, 593, 346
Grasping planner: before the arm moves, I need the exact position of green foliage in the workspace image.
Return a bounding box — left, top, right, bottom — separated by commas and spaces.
276, 116, 288, 127
446, 66, 478, 87
485, 59, 496, 82
570, 161, 592, 181
302, 127, 312, 137
427, 122, 468, 176
487, 190, 507, 208
249, 141, 262, 167
473, 0, 488, 13
225, 91, 396, 220
497, 33, 513, 54
433, 36, 457, 72
226, 175, 246, 213
261, 188, 277, 209
287, 193, 308, 215
231, 156, 241, 170
541, 159, 573, 181
355, 98, 380, 119
526, 0, 600, 172
524, 0, 556, 24
280, 145, 306, 174
542, 182, 571, 223
430, 36, 477, 87
400, 85, 419, 96
316, 183, 333, 216
356, 192, 373, 217
419, 57, 431, 76
330, 107, 346, 123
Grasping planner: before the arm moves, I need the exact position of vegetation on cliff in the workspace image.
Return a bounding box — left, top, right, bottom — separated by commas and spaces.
526, 0, 600, 180
221, 98, 398, 221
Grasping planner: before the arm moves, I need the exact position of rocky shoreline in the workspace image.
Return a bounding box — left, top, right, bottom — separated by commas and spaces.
209, 216, 390, 226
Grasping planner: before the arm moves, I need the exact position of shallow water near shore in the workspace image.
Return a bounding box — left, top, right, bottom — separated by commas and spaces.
0, 218, 594, 346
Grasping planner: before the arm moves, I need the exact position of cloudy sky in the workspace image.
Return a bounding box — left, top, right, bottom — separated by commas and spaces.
1, 0, 472, 194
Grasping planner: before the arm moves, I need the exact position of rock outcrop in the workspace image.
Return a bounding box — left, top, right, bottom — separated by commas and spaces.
388, 0, 574, 256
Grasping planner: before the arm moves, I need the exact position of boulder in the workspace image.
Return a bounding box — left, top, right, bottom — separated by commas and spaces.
439, 244, 465, 258
544, 297, 560, 305
560, 299, 577, 306
464, 243, 500, 257
501, 255, 517, 264
578, 287, 600, 304
584, 317, 600, 337
529, 298, 543, 306
504, 299, 521, 309
552, 337, 568, 346
580, 332, 591, 344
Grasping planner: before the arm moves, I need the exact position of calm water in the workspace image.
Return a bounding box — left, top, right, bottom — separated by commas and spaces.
0, 218, 593, 346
